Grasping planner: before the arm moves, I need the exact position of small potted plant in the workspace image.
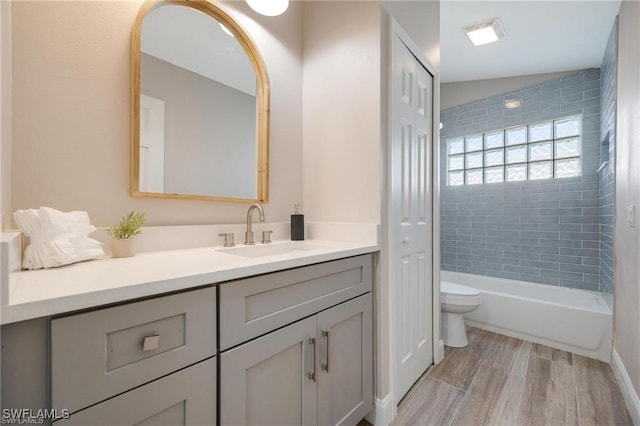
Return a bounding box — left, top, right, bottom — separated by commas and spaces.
107, 211, 146, 258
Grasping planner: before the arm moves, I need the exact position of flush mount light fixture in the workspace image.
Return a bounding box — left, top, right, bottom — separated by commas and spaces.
504, 99, 522, 109
246, 0, 289, 16
464, 18, 505, 46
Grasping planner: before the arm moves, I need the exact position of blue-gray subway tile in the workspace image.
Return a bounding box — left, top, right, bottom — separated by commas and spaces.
559, 232, 600, 241
503, 208, 540, 216
559, 216, 599, 224
559, 247, 600, 257
540, 269, 583, 281
540, 192, 582, 201
520, 245, 559, 255
539, 224, 581, 232
521, 260, 559, 270
540, 239, 583, 248
559, 199, 599, 208
520, 231, 559, 240
503, 238, 541, 246
504, 265, 541, 276
520, 216, 559, 224
504, 223, 539, 231
559, 263, 600, 275
581, 224, 599, 233
521, 185, 560, 193
504, 251, 540, 261
583, 257, 601, 266
540, 254, 582, 264
471, 235, 503, 243
521, 200, 560, 209
540, 208, 583, 216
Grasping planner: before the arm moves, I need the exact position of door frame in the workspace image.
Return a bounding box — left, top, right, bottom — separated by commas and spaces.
379, 17, 442, 422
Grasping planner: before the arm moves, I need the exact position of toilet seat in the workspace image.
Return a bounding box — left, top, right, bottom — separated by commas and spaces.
440, 281, 482, 306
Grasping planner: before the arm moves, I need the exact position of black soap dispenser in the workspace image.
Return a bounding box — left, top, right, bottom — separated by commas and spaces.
290, 204, 305, 241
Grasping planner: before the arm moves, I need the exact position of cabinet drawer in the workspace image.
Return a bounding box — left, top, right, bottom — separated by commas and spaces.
220, 254, 372, 350
52, 287, 216, 414
56, 357, 216, 425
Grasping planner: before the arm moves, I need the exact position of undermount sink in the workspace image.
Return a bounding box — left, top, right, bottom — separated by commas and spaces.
217, 242, 326, 258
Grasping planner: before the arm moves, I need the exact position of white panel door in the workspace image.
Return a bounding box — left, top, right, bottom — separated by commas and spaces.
391, 34, 434, 402
139, 94, 165, 193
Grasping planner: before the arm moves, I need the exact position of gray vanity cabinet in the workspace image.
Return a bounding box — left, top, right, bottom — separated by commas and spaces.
317, 294, 373, 426
219, 254, 373, 426
220, 316, 319, 425
56, 357, 216, 425
50, 286, 217, 422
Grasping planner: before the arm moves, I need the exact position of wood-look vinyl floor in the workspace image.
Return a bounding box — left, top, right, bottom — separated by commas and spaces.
392, 327, 632, 426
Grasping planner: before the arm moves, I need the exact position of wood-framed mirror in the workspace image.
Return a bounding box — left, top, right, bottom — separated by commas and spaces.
131, 0, 269, 202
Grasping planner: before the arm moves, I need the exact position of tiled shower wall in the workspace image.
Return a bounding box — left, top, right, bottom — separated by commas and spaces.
440, 70, 604, 291
599, 21, 617, 295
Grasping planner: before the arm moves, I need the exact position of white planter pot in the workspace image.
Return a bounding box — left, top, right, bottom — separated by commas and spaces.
112, 238, 136, 258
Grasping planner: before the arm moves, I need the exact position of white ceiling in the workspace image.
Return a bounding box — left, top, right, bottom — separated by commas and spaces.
441, 1, 622, 83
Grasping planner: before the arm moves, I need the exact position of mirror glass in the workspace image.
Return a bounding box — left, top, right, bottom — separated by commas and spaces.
132, 1, 269, 202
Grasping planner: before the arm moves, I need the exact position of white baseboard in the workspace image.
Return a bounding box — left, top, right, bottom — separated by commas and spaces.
365, 394, 394, 426
611, 349, 640, 425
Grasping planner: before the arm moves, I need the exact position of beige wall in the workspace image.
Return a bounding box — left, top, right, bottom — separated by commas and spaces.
441, 70, 582, 110
614, 0, 640, 403
1, 1, 10, 230
10, 0, 302, 227
302, 2, 382, 224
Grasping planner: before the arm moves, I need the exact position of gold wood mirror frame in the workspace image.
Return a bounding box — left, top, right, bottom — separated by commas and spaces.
131, 0, 270, 202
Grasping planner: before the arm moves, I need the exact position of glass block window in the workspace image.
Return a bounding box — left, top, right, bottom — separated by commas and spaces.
446, 116, 581, 185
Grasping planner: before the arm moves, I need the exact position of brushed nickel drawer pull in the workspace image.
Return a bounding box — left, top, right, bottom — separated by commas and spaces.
142, 335, 160, 352
307, 337, 316, 382
321, 329, 330, 372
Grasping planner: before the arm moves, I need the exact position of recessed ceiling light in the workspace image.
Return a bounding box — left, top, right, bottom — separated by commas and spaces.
246, 0, 289, 16
504, 99, 522, 109
464, 18, 505, 46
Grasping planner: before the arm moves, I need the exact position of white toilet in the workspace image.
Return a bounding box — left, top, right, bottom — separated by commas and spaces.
440, 281, 482, 348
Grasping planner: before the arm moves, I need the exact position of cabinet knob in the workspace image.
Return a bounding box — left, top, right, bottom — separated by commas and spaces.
142, 335, 160, 352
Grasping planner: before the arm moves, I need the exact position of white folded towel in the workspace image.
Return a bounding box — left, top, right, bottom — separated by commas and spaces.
13, 207, 105, 270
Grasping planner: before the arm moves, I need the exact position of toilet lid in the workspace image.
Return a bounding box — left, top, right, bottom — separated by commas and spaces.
440, 281, 480, 296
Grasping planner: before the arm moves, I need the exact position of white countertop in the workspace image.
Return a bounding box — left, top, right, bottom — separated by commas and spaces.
2, 239, 378, 325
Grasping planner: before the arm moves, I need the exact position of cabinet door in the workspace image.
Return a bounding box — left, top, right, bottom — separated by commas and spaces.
221, 316, 318, 425
57, 357, 216, 425
317, 294, 373, 426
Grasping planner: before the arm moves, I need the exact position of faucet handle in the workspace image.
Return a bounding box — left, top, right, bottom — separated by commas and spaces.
218, 232, 236, 247
261, 230, 273, 244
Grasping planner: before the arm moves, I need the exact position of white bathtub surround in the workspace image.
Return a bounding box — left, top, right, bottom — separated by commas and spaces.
441, 271, 612, 362
612, 349, 640, 425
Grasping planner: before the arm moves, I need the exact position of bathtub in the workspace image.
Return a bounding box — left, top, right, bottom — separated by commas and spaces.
441, 271, 613, 362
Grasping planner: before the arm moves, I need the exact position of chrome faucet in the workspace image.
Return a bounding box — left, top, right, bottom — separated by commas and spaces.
245, 203, 265, 245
